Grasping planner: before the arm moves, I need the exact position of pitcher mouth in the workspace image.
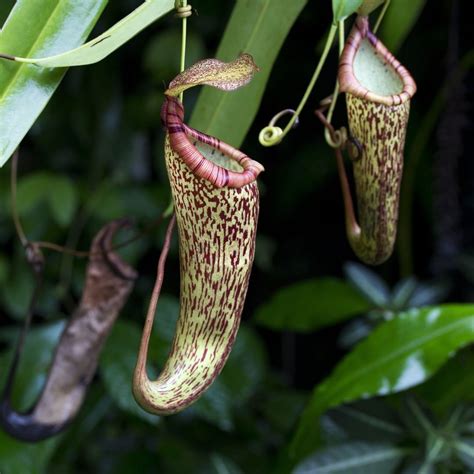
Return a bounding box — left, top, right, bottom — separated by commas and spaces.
163, 96, 264, 188
338, 16, 417, 107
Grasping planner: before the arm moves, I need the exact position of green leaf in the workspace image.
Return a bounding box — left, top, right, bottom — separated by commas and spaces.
380, 0, 427, 52
0, 433, 58, 474
0, 321, 64, 410
255, 278, 372, 332
291, 305, 474, 461
15, 172, 78, 226
294, 441, 407, 473
47, 176, 78, 227
414, 349, 474, 414
189, 0, 308, 148
455, 439, 474, 469
332, 0, 363, 23
0, 0, 108, 166
344, 262, 390, 307
325, 400, 405, 443
1, 0, 175, 67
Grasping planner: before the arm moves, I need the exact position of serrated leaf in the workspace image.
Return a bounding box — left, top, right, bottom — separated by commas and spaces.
255, 278, 372, 332
332, 0, 363, 23
189, 0, 308, 148
0, 0, 108, 166
344, 262, 390, 307
0, 0, 175, 67
291, 305, 474, 461
294, 441, 407, 473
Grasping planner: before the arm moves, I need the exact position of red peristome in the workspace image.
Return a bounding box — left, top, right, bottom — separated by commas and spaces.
162, 96, 264, 188
338, 15, 417, 106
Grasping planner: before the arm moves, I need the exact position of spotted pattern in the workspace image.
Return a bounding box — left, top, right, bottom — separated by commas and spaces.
347, 96, 410, 264
166, 53, 259, 97
135, 135, 259, 414
338, 15, 416, 265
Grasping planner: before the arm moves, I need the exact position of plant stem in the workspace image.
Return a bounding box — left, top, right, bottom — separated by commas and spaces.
259, 24, 338, 146
374, 0, 391, 33
179, 0, 188, 103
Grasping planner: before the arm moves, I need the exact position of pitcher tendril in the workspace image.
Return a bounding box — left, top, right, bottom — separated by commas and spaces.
259, 24, 338, 147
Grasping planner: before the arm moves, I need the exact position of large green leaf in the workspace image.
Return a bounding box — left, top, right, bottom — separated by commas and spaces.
380, 0, 427, 52
1, 0, 175, 67
294, 441, 408, 473
414, 349, 474, 414
255, 278, 372, 332
189, 0, 307, 148
290, 305, 474, 461
0, 0, 108, 166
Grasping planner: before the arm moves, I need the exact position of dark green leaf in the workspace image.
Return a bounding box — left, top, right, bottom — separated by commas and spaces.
47, 176, 78, 227
291, 305, 474, 460
414, 349, 474, 414
0, 0, 108, 165
332, 0, 363, 22
380, 0, 427, 52
189, 0, 308, 148
255, 278, 372, 332
325, 399, 405, 443
0, 434, 58, 474
294, 441, 407, 473
344, 262, 390, 307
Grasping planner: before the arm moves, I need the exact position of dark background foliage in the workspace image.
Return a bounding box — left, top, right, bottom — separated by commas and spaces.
0, 0, 473, 473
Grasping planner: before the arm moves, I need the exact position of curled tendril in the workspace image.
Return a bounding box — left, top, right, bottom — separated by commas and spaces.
258, 109, 299, 147
314, 106, 348, 149
175, 4, 192, 18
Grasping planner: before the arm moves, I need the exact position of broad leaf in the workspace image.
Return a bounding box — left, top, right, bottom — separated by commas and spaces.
380, 0, 427, 52
1, 0, 175, 67
189, 0, 307, 148
415, 349, 474, 414
255, 278, 372, 332
0, 0, 108, 166
291, 305, 474, 460
294, 441, 407, 473
332, 0, 363, 23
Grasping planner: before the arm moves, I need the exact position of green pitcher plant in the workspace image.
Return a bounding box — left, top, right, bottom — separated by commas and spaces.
336, 15, 416, 265
133, 54, 264, 415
